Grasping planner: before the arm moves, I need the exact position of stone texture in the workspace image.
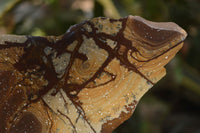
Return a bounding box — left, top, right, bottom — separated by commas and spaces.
0, 16, 187, 133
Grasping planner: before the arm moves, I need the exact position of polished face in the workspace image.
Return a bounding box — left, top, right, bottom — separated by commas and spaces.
0, 16, 187, 133
126, 16, 186, 56
124, 16, 187, 84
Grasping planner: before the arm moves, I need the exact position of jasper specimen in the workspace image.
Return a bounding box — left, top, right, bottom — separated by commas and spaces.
0, 16, 187, 133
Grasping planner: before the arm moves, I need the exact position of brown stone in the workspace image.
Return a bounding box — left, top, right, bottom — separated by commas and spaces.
0, 16, 187, 133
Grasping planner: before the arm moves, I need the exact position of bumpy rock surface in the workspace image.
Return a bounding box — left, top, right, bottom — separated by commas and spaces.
0, 16, 187, 133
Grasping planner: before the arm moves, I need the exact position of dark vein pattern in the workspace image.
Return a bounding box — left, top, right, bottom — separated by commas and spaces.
0, 16, 187, 133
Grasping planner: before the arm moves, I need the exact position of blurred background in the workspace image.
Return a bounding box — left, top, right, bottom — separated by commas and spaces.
0, 0, 200, 133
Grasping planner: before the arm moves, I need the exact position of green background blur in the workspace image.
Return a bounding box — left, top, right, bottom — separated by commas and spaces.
0, 0, 200, 133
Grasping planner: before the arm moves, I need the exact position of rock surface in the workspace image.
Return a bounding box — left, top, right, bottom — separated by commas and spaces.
0, 16, 187, 133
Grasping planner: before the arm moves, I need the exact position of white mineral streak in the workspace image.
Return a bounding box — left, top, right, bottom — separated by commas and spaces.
42, 88, 94, 133
78, 59, 153, 133
0, 34, 27, 44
